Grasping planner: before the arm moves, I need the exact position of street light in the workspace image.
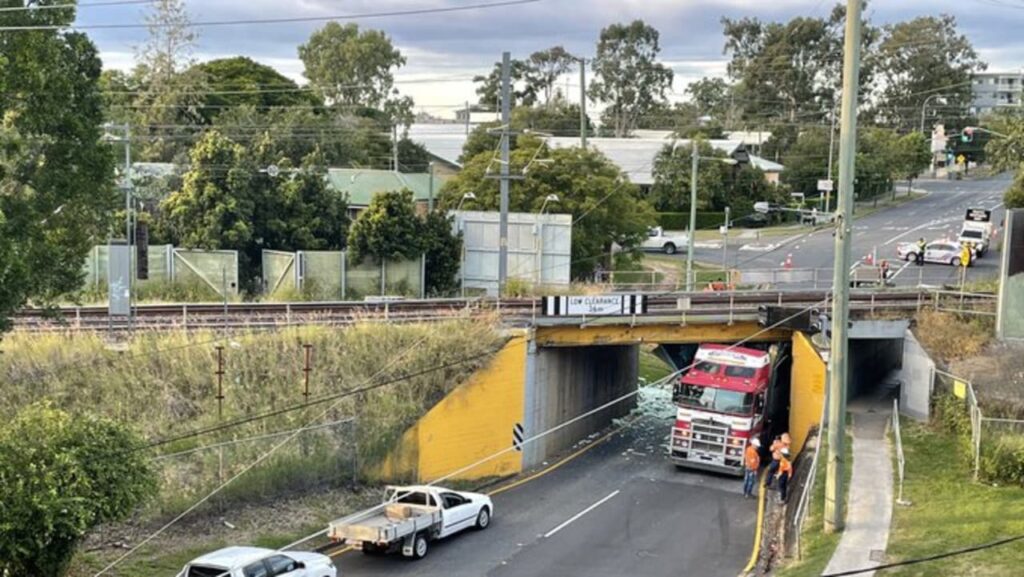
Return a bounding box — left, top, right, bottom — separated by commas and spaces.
539, 193, 560, 214
456, 191, 477, 211
925, 94, 946, 135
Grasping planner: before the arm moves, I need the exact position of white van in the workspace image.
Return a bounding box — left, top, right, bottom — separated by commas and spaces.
958, 221, 992, 257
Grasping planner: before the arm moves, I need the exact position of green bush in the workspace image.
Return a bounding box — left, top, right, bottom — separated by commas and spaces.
933, 394, 972, 437
656, 211, 737, 231
981, 434, 1024, 486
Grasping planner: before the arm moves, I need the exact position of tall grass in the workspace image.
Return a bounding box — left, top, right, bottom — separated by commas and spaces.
0, 321, 504, 513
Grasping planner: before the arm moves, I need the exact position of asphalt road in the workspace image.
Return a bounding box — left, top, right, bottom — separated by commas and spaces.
690, 174, 1010, 287
334, 418, 756, 577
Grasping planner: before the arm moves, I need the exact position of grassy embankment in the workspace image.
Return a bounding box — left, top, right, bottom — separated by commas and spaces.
884, 421, 1024, 576
0, 321, 504, 513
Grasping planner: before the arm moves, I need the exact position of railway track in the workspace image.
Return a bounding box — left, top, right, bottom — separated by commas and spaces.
12, 289, 994, 332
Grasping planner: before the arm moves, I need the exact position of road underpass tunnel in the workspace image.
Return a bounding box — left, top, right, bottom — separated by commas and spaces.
847, 321, 908, 402
522, 344, 639, 469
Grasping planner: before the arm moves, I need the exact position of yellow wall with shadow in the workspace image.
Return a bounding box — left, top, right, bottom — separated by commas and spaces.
375, 334, 527, 482
789, 331, 827, 455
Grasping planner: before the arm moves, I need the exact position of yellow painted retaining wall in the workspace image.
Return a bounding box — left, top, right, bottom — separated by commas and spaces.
376, 334, 528, 482
789, 331, 827, 455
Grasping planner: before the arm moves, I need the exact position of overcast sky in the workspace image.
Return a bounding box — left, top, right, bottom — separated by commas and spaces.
77, 0, 1024, 119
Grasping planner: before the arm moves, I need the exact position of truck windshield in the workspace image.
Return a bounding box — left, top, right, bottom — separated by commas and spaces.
675, 383, 754, 415
693, 361, 756, 379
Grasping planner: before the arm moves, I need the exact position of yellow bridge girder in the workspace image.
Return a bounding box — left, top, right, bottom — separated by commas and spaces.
534, 321, 792, 347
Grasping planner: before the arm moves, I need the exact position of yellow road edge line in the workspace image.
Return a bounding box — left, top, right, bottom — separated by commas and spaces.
487, 424, 623, 497
742, 470, 767, 575
327, 544, 356, 559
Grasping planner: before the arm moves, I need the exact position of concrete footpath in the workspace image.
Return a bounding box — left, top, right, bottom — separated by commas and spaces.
822, 399, 894, 577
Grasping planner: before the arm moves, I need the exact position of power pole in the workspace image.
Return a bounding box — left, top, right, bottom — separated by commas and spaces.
686, 143, 699, 291
578, 57, 587, 149
825, 0, 864, 534
392, 124, 399, 172
498, 51, 512, 296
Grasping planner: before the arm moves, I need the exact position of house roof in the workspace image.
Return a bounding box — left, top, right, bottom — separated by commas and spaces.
326, 168, 448, 207
406, 126, 784, 186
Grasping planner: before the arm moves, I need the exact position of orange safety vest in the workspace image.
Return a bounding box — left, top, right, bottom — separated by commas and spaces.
744, 444, 760, 471
779, 457, 793, 478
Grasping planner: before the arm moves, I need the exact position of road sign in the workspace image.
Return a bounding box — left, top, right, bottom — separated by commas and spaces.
817, 179, 834, 192
512, 423, 525, 452
543, 294, 646, 316
965, 208, 992, 222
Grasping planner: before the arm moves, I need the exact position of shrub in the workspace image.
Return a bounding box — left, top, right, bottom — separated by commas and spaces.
981, 434, 1024, 486
915, 310, 993, 363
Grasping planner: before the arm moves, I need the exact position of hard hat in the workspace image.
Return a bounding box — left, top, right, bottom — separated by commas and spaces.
751, 438, 761, 448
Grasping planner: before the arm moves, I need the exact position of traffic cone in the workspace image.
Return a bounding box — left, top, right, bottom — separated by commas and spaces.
782, 254, 794, 270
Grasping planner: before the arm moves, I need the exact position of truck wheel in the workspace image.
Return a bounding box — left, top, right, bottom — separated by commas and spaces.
664, 243, 677, 255
412, 534, 428, 560
475, 507, 491, 530
361, 542, 383, 556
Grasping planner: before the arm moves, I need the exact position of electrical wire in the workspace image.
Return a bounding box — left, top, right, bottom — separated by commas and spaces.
151, 416, 356, 461
820, 533, 1024, 576
0, 0, 543, 31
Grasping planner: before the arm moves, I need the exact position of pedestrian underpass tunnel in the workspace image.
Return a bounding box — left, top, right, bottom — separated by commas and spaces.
847, 320, 908, 401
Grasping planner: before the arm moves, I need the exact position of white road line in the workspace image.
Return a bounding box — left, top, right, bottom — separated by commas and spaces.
543, 490, 620, 538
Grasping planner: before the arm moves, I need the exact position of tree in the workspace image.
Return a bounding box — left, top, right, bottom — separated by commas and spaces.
589, 20, 674, 137
0, 403, 155, 577
299, 22, 405, 109
686, 77, 732, 120
0, 6, 117, 332
1004, 164, 1024, 209
133, 0, 207, 161
347, 189, 423, 265
421, 211, 463, 297
781, 127, 831, 195
191, 56, 321, 124
473, 58, 538, 109
984, 114, 1024, 173
871, 15, 985, 131
512, 98, 590, 136
440, 138, 656, 279
259, 147, 349, 251
650, 141, 785, 213
721, 5, 874, 125
528, 46, 576, 105
891, 131, 931, 195
397, 137, 431, 172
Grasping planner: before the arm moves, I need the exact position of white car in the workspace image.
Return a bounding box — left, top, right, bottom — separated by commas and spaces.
176, 546, 336, 577
896, 240, 971, 267
642, 226, 688, 254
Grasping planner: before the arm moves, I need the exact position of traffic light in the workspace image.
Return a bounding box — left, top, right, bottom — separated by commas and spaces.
961, 127, 974, 143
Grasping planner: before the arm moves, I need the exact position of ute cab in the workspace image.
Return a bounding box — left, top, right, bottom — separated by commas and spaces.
669, 344, 771, 475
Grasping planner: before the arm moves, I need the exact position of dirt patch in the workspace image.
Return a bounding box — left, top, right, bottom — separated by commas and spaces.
950, 341, 1024, 417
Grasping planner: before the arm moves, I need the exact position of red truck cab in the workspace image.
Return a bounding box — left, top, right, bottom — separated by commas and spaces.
669, 344, 771, 475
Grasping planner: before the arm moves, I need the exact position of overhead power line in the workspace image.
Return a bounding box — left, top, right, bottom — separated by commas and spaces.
0, 0, 153, 12
0, 0, 542, 31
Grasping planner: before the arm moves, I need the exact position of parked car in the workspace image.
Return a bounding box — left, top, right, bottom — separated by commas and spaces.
641, 226, 688, 254
896, 240, 972, 267
176, 546, 336, 577
327, 485, 492, 560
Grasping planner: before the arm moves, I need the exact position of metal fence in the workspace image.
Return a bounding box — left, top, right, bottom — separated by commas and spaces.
892, 398, 909, 505
82, 244, 240, 296
261, 250, 425, 300
933, 369, 1024, 480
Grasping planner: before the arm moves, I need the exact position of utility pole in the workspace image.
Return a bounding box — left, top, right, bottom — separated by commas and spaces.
464, 101, 471, 135
722, 206, 730, 272
428, 161, 435, 212
686, 143, 699, 291
498, 51, 512, 296
825, 0, 864, 534
392, 124, 399, 172
826, 107, 836, 214
578, 57, 587, 149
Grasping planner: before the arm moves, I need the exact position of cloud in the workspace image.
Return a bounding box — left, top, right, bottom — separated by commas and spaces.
79, 0, 1024, 117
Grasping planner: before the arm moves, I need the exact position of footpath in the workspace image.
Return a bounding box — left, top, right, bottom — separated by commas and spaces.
822, 397, 894, 577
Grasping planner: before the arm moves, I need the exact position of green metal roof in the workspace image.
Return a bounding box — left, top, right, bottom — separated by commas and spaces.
327, 168, 448, 207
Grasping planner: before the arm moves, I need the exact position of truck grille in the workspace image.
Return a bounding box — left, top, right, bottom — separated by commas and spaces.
690, 419, 729, 453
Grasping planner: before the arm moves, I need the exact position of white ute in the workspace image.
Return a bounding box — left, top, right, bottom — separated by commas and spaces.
642, 226, 688, 255
327, 485, 493, 560
176, 546, 336, 577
